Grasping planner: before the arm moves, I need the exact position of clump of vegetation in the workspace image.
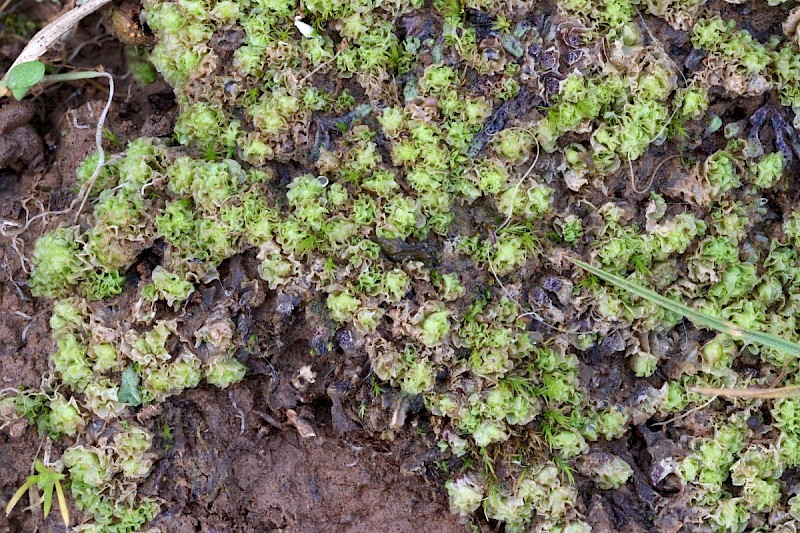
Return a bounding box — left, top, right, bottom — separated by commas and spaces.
8, 0, 800, 530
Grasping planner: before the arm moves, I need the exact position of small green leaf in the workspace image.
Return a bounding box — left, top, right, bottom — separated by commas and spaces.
119, 365, 142, 406
42, 482, 53, 518
11, 87, 28, 100
6, 61, 45, 99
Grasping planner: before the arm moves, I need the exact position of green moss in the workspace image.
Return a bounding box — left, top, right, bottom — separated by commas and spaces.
21, 0, 800, 529
327, 291, 360, 322
142, 267, 194, 307
125, 47, 158, 85
750, 152, 784, 189
204, 357, 247, 387
47, 394, 85, 437
588, 455, 633, 489
674, 85, 709, 120
63, 430, 159, 532
419, 307, 450, 346
29, 228, 84, 298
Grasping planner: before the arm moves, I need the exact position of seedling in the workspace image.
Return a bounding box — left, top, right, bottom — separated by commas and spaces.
0, 60, 114, 235
0, 0, 118, 237
5, 459, 70, 527
371, 377, 382, 398
0, 60, 113, 100
0, 0, 115, 93
103, 127, 121, 148
3, 61, 43, 100
554, 456, 575, 485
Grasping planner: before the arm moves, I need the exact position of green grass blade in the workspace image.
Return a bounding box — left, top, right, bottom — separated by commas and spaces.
42, 483, 53, 518
568, 258, 800, 358
5, 478, 35, 515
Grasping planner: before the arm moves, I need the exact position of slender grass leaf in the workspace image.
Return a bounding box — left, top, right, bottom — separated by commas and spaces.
54, 476, 70, 527
42, 482, 53, 518
689, 385, 800, 399
568, 258, 800, 359
5, 477, 35, 515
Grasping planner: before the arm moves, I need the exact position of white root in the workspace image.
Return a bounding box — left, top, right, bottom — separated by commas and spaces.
73, 71, 114, 222
0, 70, 114, 237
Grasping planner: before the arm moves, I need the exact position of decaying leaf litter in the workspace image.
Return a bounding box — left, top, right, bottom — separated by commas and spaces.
5, 0, 800, 531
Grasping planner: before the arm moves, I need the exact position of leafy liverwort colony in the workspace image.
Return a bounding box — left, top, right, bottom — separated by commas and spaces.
7, 0, 800, 531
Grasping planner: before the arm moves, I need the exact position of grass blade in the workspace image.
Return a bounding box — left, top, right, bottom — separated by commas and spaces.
568, 258, 800, 358
54, 480, 69, 527
689, 385, 800, 399
42, 483, 52, 518
5, 478, 35, 515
